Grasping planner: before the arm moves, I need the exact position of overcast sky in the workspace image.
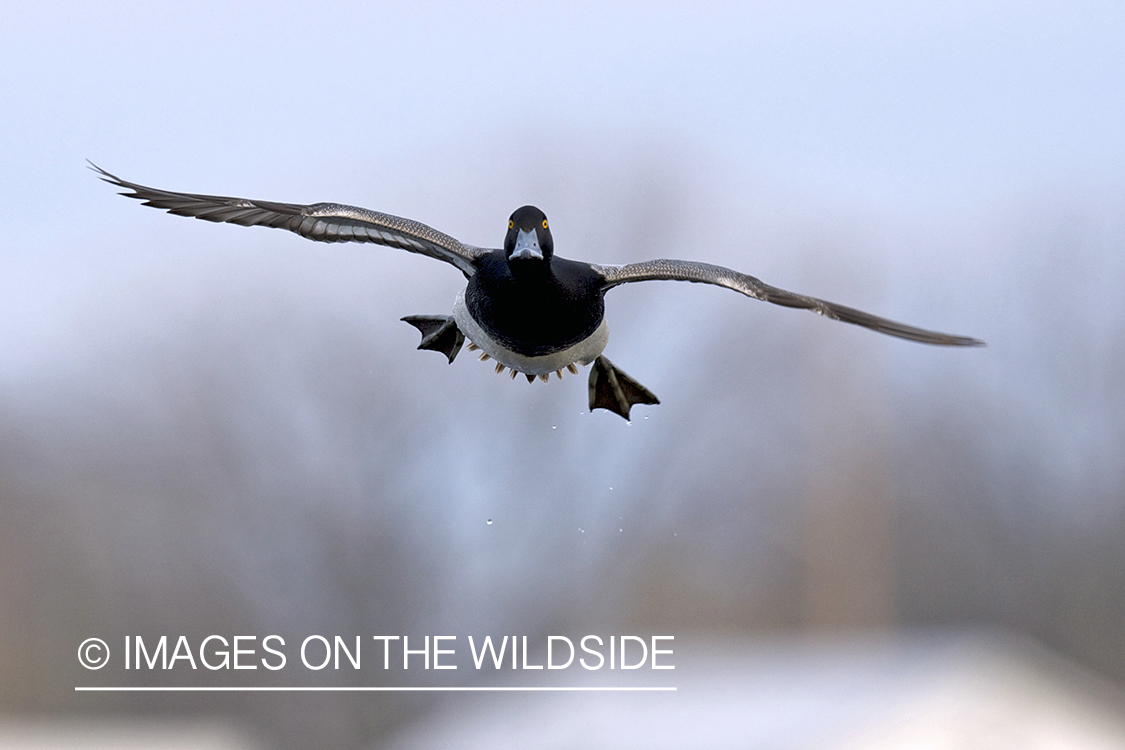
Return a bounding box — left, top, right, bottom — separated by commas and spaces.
5, 1, 1124, 228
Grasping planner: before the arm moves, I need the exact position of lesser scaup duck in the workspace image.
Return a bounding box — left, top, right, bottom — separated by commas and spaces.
93, 165, 984, 420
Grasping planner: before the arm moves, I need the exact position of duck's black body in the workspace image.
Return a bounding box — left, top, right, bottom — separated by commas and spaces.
465, 250, 605, 358
93, 164, 983, 420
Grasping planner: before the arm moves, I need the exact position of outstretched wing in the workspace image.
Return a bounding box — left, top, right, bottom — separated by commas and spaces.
92, 163, 487, 278
595, 259, 984, 346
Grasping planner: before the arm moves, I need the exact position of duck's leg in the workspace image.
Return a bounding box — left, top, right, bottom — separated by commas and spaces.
588, 355, 659, 420
401, 315, 465, 364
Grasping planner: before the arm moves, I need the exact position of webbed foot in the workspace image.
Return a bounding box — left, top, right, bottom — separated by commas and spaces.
588, 355, 659, 420
401, 315, 465, 364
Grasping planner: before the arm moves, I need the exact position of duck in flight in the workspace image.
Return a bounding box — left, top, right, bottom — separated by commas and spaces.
92, 164, 983, 420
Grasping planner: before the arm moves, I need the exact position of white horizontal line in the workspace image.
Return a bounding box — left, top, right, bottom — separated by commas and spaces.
75, 686, 676, 692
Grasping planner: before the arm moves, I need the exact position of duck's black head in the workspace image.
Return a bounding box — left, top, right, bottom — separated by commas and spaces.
504, 205, 554, 265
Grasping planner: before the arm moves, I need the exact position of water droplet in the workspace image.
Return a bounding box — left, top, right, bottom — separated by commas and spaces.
644, 415, 649, 420
578, 527, 585, 533
486, 519, 493, 525
618, 528, 623, 533
552, 425, 557, 430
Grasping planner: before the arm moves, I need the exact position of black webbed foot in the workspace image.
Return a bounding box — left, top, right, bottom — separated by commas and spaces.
588, 355, 659, 420
401, 315, 465, 364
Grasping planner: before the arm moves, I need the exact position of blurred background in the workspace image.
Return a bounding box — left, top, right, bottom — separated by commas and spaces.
2, 1, 1124, 748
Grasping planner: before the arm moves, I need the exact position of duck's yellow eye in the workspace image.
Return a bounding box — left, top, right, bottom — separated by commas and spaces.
542, 219, 549, 229
509, 220, 514, 229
